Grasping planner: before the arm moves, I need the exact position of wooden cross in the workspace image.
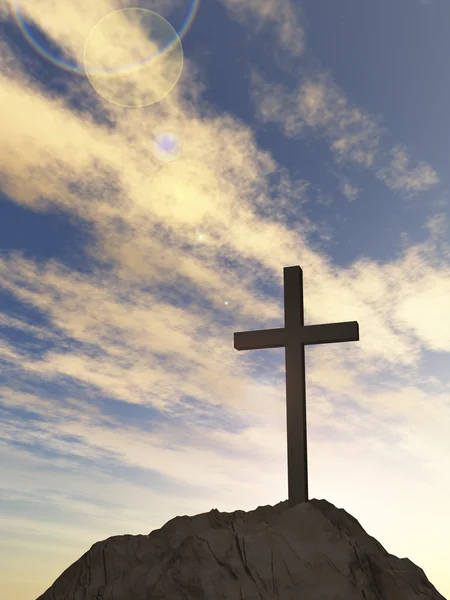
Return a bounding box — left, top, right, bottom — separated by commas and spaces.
234, 265, 359, 507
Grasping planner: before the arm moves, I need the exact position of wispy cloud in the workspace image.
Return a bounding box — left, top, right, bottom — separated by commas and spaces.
425, 212, 448, 239
327, 166, 361, 202
341, 181, 361, 201
251, 71, 439, 195
376, 145, 440, 195
218, 0, 306, 57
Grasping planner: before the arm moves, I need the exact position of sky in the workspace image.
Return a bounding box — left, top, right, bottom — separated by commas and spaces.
0, 0, 449, 598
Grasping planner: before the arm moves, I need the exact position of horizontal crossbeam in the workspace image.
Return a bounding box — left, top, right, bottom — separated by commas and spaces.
234, 321, 359, 351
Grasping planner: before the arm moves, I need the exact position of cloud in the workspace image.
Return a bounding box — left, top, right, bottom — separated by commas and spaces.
425, 212, 448, 239
251, 71, 439, 196
218, 0, 306, 57
327, 167, 361, 202
341, 181, 360, 202
376, 145, 439, 195
251, 71, 383, 167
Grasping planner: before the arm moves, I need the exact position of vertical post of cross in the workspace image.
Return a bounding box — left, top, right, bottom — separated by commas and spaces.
284, 266, 308, 505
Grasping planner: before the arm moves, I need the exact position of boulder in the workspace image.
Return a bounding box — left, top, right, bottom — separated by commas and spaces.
36, 498, 446, 600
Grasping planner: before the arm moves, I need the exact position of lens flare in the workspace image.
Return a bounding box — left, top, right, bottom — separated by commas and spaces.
83, 9, 183, 107
153, 132, 181, 161
8, 0, 200, 75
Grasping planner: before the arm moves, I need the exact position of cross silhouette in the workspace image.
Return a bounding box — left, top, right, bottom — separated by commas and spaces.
234, 266, 359, 507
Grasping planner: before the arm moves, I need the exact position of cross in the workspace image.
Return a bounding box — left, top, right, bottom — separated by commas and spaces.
234, 265, 359, 508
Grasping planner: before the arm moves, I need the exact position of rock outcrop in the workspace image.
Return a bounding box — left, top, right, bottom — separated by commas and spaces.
36, 498, 446, 600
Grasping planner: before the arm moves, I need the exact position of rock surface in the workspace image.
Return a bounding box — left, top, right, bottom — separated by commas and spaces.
36, 498, 446, 600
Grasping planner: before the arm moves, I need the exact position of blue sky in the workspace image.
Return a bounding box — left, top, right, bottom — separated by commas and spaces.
1, 0, 449, 598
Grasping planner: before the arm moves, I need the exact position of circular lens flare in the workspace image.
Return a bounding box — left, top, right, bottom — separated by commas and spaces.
8, 0, 200, 75
153, 132, 181, 161
83, 9, 183, 107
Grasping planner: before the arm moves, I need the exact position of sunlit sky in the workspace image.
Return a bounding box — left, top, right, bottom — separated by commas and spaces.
1, 0, 449, 599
